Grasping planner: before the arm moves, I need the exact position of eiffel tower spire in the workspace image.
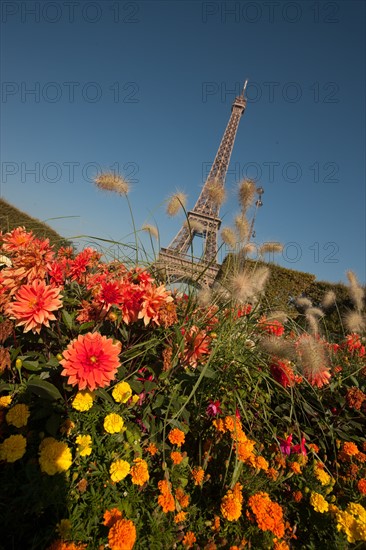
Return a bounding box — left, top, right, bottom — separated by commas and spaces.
157, 80, 248, 287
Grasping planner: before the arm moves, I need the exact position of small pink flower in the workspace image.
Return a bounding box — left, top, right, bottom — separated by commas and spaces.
206, 400, 222, 417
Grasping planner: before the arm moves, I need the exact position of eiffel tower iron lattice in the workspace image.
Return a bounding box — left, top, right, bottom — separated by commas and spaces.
156, 81, 249, 287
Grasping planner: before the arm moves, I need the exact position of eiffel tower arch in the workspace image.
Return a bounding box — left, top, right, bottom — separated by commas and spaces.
156, 81, 249, 287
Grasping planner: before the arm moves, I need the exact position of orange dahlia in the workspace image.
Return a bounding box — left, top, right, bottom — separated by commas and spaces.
60, 332, 121, 390
6, 279, 62, 333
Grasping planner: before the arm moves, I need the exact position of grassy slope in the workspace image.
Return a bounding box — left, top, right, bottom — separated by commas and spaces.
0, 198, 71, 249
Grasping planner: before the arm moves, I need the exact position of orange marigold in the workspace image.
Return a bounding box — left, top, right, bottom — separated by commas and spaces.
168, 428, 185, 447
174, 511, 187, 523
158, 491, 175, 513
182, 531, 196, 548
237, 440, 255, 462
171, 451, 183, 465
220, 490, 241, 521
357, 478, 366, 494
289, 461, 301, 474
247, 492, 285, 539
212, 515, 220, 532
343, 441, 359, 457
130, 458, 149, 486
192, 466, 205, 485
175, 487, 190, 508
267, 467, 279, 481
146, 443, 158, 456
273, 540, 290, 550
108, 518, 136, 550
47, 541, 87, 550
103, 508, 123, 528
293, 491, 303, 503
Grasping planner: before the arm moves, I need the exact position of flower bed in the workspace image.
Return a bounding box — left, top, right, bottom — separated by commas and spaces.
0, 227, 365, 549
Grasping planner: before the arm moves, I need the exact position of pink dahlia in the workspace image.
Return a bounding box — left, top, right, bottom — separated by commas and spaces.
60, 332, 121, 391
6, 279, 62, 333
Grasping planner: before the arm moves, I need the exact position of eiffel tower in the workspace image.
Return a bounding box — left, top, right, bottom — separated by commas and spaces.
156, 80, 248, 287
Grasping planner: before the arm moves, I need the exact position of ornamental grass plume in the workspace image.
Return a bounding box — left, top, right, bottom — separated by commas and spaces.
251, 265, 270, 296
234, 214, 250, 242
241, 242, 257, 256
259, 242, 283, 257
238, 178, 256, 212
183, 219, 205, 233
344, 311, 366, 334
60, 332, 121, 391
229, 270, 255, 303
6, 279, 63, 334
295, 333, 331, 388
166, 191, 187, 216
295, 296, 313, 310
206, 180, 226, 206
322, 290, 336, 309
221, 227, 237, 249
197, 286, 212, 307
259, 335, 296, 360
141, 224, 159, 240
94, 172, 130, 195
346, 270, 365, 312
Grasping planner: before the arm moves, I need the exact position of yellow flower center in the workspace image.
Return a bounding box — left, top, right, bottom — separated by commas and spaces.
89, 355, 97, 363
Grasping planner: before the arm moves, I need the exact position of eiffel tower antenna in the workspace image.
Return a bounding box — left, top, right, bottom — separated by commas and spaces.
156, 79, 249, 287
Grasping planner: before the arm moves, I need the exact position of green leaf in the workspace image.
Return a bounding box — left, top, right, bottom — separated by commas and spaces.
27, 377, 63, 401
22, 360, 41, 372
62, 310, 74, 330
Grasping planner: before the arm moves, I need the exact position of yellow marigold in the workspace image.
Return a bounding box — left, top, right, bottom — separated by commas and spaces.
346, 502, 366, 521
336, 510, 358, 543
0, 395, 12, 408
146, 443, 158, 456
108, 518, 136, 550
314, 466, 332, 486
310, 492, 329, 513
112, 381, 132, 404
171, 451, 183, 465
343, 441, 359, 457
192, 466, 204, 485
174, 511, 187, 523
104, 413, 124, 434
168, 428, 185, 447
110, 459, 130, 482
6, 403, 30, 428
130, 458, 149, 486
39, 437, 72, 475
72, 390, 94, 412
0, 433, 26, 462
103, 508, 123, 528
75, 435, 92, 457
182, 531, 196, 548
175, 487, 190, 508
221, 490, 242, 522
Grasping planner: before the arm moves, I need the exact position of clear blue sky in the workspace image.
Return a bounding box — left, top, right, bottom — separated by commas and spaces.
1, 0, 365, 284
